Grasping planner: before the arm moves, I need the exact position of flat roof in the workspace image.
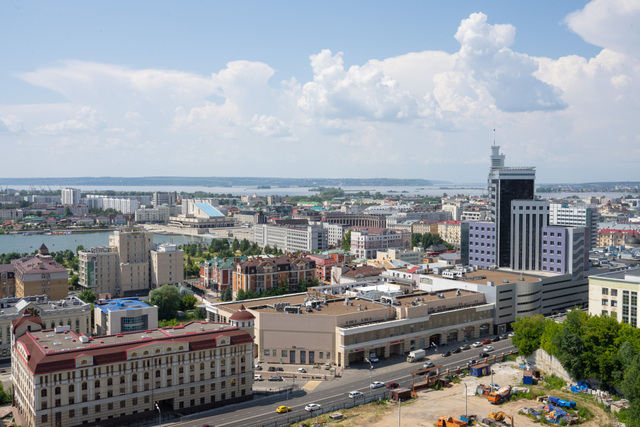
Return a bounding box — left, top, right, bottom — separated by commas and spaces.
95, 298, 153, 314
451, 269, 540, 285
393, 289, 479, 307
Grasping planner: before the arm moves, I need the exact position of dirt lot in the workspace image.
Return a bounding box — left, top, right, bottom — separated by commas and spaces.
320, 361, 611, 427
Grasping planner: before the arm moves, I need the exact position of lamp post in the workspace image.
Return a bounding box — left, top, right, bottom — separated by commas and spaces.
464, 383, 468, 418
155, 402, 161, 426
365, 358, 373, 384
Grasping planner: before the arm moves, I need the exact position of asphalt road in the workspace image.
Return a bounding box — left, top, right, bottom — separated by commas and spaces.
166, 338, 516, 427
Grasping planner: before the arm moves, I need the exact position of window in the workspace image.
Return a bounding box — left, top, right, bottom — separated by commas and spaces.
602, 288, 609, 295
42, 415, 48, 423
281, 350, 288, 357
41, 389, 47, 397
611, 289, 618, 297
264, 349, 270, 356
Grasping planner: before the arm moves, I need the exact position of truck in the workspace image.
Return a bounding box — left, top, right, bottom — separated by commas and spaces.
488, 386, 511, 404
407, 349, 427, 363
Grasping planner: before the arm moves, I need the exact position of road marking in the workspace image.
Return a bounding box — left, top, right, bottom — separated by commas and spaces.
302, 380, 322, 392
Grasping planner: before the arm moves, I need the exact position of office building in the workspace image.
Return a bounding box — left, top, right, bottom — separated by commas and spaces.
541, 226, 588, 277
589, 267, 640, 326
152, 191, 177, 207
253, 223, 328, 253
12, 317, 253, 427
549, 203, 600, 250
350, 227, 409, 259
94, 298, 158, 335
135, 206, 171, 223
487, 146, 536, 267
466, 221, 497, 269
510, 200, 549, 271
149, 244, 184, 288
61, 188, 81, 205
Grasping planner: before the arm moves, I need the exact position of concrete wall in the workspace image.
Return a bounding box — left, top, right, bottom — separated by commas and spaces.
524, 348, 573, 382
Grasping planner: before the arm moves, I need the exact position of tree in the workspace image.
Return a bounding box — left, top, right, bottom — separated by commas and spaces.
342, 230, 351, 251
194, 306, 206, 320
239, 238, 250, 253
149, 285, 182, 321
64, 206, 73, 217
68, 274, 79, 288
78, 289, 97, 304
0, 381, 11, 404
621, 354, 640, 427
76, 244, 84, 254
264, 244, 273, 255
181, 294, 198, 311
231, 238, 240, 252
511, 314, 546, 356
220, 288, 233, 302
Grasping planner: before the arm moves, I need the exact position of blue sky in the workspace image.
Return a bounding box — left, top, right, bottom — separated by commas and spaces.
1, 0, 638, 183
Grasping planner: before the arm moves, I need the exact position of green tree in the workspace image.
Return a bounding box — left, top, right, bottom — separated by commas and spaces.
342, 230, 351, 251
78, 289, 97, 304
220, 288, 233, 302
149, 285, 182, 321
64, 206, 73, 217
621, 354, 640, 427
231, 238, 240, 252
0, 380, 11, 404
181, 294, 198, 311
540, 318, 561, 355
76, 244, 84, 254
264, 244, 273, 255
239, 238, 250, 253
511, 314, 545, 356
194, 306, 206, 320
68, 274, 79, 288
553, 325, 586, 380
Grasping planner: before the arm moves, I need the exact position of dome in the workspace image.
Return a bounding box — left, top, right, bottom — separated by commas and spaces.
229, 304, 255, 322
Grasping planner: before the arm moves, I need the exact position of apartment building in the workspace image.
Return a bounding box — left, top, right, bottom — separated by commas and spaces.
61, 188, 81, 205
0, 295, 90, 359
134, 206, 171, 224
350, 227, 409, 259
12, 318, 253, 427
304, 254, 337, 282
0, 264, 16, 299
200, 257, 246, 291
232, 255, 316, 298
78, 247, 120, 297
149, 244, 184, 288
0, 209, 24, 221
13, 245, 69, 301
589, 268, 640, 327
109, 228, 152, 297
598, 228, 640, 247
437, 220, 462, 249
253, 223, 328, 253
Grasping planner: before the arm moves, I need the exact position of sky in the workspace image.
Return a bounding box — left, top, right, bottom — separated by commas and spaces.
1, 0, 639, 184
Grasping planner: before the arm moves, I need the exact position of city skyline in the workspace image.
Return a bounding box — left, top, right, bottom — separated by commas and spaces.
1, 0, 639, 183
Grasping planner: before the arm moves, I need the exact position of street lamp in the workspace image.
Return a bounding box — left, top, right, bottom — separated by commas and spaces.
365, 358, 373, 384
155, 402, 161, 426
464, 383, 468, 418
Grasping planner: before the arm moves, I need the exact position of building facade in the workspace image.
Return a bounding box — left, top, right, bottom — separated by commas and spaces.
0, 264, 16, 299
12, 318, 253, 427
78, 247, 120, 297
232, 255, 316, 299
109, 228, 153, 297
510, 200, 549, 271
61, 188, 81, 205
541, 226, 588, 277
549, 203, 600, 250
466, 221, 497, 269
13, 247, 69, 301
350, 227, 409, 259
134, 206, 171, 224
437, 220, 462, 249
94, 298, 158, 335
200, 257, 246, 292
253, 223, 328, 253
589, 268, 640, 327
149, 244, 184, 288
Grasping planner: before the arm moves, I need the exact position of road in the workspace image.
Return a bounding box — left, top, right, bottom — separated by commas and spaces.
167, 338, 516, 427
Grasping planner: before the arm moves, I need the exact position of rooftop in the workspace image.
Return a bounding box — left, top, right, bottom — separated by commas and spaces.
94, 298, 153, 314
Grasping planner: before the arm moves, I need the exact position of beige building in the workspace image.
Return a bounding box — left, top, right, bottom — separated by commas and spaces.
437, 220, 462, 249
134, 206, 171, 224
207, 289, 493, 367
411, 219, 439, 236
150, 244, 184, 288
94, 298, 158, 336
0, 264, 16, 299
109, 228, 153, 296
589, 267, 640, 327
12, 317, 253, 427
78, 247, 120, 297
0, 295, 90, 359
13, 245, 68, 301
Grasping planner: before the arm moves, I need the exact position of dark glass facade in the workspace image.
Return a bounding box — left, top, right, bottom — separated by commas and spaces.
495, 179, 535, 267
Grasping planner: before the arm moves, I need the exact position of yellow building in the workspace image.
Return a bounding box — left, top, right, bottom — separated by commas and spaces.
13, 245, 68, 301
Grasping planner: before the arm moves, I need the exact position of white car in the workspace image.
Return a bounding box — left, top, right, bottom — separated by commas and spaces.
370, 381, 385, 389
484, 346, 494, 352
349, 390, 364, 398
508, 332, 515, 337
254, 374, 263, 381
472, 342, 483, 348
305, 403, 322, 412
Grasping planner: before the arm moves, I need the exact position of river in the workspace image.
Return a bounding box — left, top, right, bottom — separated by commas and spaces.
0, 231, 207, 255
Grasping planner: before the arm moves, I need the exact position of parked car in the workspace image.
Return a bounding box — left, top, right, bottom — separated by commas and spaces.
349, 390, 364, 398
305, 403, 322, 412
324, 363, 331, 370
386, 382, 399, 389
472, 342, 483, 348
500, 334, 508, 340
492, 336, 501, 342
254, 374, 263, 381
467, 359, 477, 365
479, 352, 489, 358
370, 381, 385, 389
452, 347, 461, 354
268, 375, 283, 381
481, 339, 492, 345
254, 364, 263, 371
276, 406, 291, 413
441, 351, 451, 357
423, 361, 435, 369
489, 383, 500, 391
298, 367, 307, 373
268, 366, 276, 372
276, 367, 284, 371
460, 344, 471, 350
484, 346, 494, 352
508, 332, 515, 337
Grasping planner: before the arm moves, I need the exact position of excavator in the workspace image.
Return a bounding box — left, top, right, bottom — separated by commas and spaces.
437, 416, 468, 427
488, 411, 514, 426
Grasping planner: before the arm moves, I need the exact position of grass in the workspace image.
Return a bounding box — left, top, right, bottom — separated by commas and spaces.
543, 374, 567, 390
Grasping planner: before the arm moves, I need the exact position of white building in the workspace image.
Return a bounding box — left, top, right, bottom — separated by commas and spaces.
589, 267, 640, 327
135, 205, 171, 223
94, 298, 158, 335
61, 187, 81, 205
254, 223, 328, 252
510, 200, 550, 271
150, 243, 184, 287
78, 246, 120, 297
350, 228, 409, 259
549, 202, 601, 250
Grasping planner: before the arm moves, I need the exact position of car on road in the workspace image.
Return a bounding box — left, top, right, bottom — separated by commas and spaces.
484, 346, 494, 352
441, 351, 451, 357
268, 366, 276, 372
298, 367, 307, 373
472, 341, 483, 347
369, 354, 379, 363
481, 339, 492, 345
305, 403, 322, 412
423, 361, 435, 369
276, 367, 284, 371
492, 336, 501, 342
370, 381, 385, 389
460, 344, 470, 350
349, 390, 364, 398
254, 374, 263, 381
268, 375, 283, 381
276, 405, 291, 413
479, 352, 489, 358
467, 359, 477, 365
452, 347, 461, 354
386, 382, 399, 389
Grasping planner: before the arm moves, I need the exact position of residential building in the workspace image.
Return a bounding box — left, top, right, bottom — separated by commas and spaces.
376, 248, 424, 265
411, 219, 439, 235
466, 221, 497, 269
541, 226, 588, 277
109, 228, 153, 296
94, 298, 158, 335
510, 200, 549, 271
487, 145, 536, 267
0, 209, 24, 222
322, 222, 347, 248
152, 191, 177, 207
350, 227, 409, 259
0, 264, 16, 298
12, 317, 253, 427
135, 206, 171, 223
78, 247, 120, 297
201, 257, 247, 292
460, 210, 490, 222
0, 295, 90, 359
206, 288, 493, 367
598, 228, 640, 247
84, 195, 140, 214
304, 254, 337, 282
549, 202, 600, 250
437, 220, 462, 249
589, 267, 640, 326
13, 245, 69, 300
232, 255, 316, 299
150, 244, 184, 288
61, 188, 81, 205
253, 223, 328, 253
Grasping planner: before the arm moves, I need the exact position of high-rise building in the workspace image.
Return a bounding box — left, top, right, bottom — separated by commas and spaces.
152, 191, 177, 207
109, 228, 153, 296
487, 146, 536, 267
466, 221, 497, 269
541, 226, 587, 278
549, 203, 600, 250
78, 246, 120, 297
510, 200, 549, 271
61, 187, 81, 205
150, 243, 184, 287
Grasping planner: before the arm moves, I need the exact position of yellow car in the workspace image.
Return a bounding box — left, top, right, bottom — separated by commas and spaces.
276, 405, 291, 414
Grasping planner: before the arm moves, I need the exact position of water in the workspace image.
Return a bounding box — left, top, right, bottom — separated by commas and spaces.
0, 231, 207, 256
